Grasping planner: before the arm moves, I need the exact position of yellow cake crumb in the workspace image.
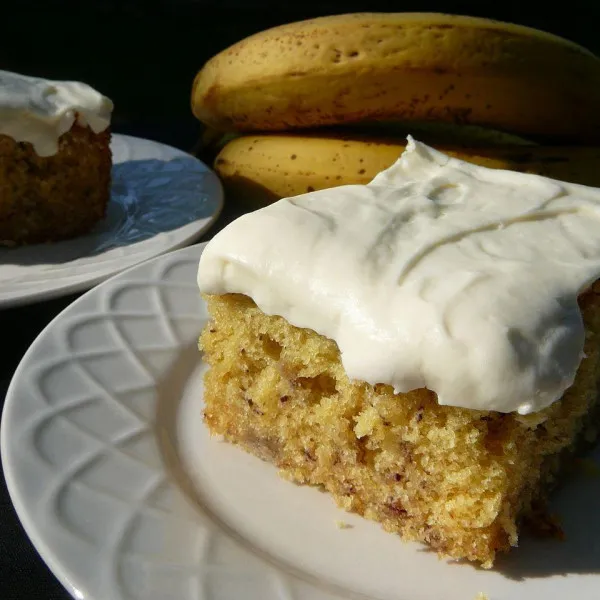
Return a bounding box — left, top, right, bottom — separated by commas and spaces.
354, 406, 380, 438
335, 519, 353, 529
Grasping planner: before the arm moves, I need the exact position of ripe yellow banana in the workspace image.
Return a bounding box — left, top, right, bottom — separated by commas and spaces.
214, 133, 600, 206
192, 12, 600, 143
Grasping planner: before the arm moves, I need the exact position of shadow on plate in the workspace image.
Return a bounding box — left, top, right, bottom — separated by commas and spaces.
1, 157, 218, 267
493, 459, 600, 580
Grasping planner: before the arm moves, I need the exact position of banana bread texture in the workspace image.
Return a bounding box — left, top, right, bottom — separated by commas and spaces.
200, 291, 600, 568
0, 123, 111, 246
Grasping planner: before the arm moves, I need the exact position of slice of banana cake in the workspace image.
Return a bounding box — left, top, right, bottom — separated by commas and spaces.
197, 138, 600, 567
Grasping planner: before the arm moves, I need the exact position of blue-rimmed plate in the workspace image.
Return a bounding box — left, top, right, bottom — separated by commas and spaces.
0, 134, 223, 308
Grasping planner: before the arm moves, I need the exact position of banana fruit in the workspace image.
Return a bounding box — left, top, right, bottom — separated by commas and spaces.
214, 133, 600, 206
192, 13, 600, 143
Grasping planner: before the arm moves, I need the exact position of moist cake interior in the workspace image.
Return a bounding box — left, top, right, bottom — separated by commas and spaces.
200, 291, 600, 567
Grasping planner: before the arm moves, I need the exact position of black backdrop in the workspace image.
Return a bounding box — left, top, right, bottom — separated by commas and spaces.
0, 1, 598, 599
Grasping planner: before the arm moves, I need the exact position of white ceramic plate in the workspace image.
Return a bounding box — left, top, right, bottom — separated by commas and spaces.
3, 244, 600, 600
0, 134, 223, 309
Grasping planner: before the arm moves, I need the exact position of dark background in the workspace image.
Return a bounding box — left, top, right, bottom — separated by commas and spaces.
1, 1, 599, 598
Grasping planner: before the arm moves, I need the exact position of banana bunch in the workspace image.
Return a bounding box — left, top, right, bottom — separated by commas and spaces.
191, 12, 600, 206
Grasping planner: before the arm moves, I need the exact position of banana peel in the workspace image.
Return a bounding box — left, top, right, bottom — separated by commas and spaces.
192, 12, 600, 143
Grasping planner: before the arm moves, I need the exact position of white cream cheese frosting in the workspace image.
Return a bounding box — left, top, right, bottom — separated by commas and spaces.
198, 137, 600, 414
0, 70, 113, 156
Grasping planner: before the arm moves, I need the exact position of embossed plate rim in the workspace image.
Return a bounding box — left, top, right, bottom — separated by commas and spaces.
2, 244, 208, 600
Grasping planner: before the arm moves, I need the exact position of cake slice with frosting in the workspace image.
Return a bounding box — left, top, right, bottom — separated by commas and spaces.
197, 137, 600, 567
0, 70, 113, 245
